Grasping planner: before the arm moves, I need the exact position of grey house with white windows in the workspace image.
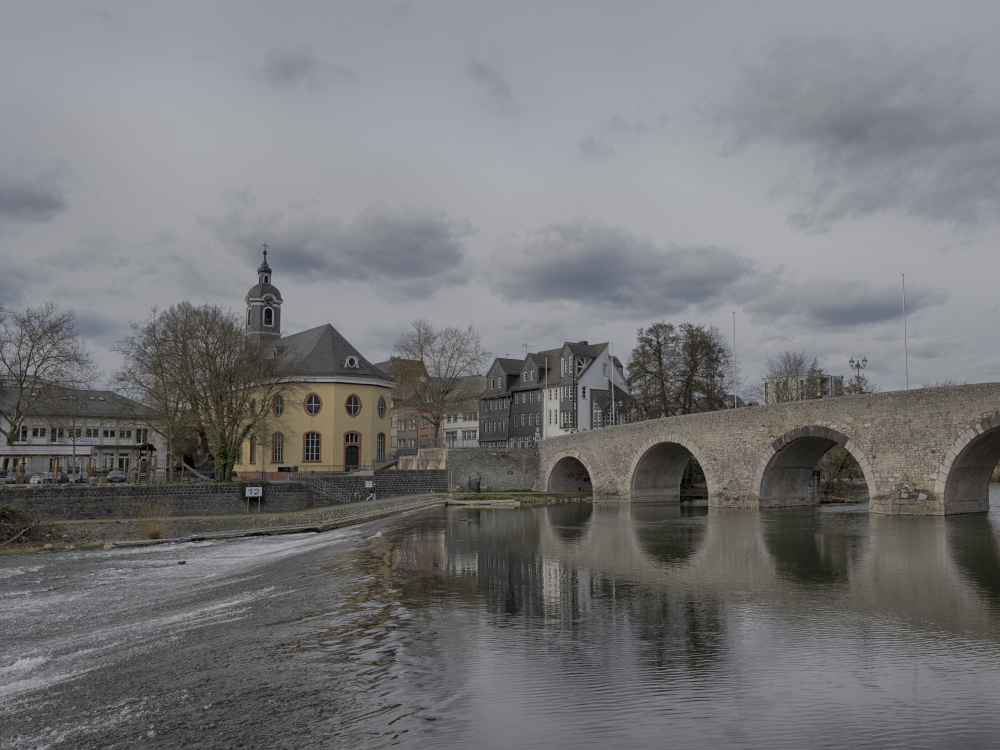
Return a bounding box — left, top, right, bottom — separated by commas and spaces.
479, 342, 629, 448
0, 387, 165, 475
479, 358, 521, 447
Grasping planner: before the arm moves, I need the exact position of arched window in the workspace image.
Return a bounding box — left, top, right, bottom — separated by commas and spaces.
378, 396, 386, 419
272, 433, 283, 463
305, 393, 322, 415
345, 394, 361, 416
246, 307, 251, 325
304, 432, 321, 462
273, 395, 283, 416
377, 432, 385, 459
263, 308, 273, 326
248, 436, 256, 464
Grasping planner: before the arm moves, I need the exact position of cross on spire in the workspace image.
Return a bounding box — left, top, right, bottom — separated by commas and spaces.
262, 242, 268, 258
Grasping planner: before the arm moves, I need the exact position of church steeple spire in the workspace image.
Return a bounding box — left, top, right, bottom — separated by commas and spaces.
245, 244, 282, 340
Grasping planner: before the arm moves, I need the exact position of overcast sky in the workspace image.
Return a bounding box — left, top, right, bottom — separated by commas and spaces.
3, 1, 1000, 391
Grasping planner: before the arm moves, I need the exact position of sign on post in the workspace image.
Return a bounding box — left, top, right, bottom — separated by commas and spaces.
245, 485, 263, 513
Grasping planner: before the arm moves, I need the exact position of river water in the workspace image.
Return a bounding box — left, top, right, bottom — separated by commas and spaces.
4, 489, 1000, 748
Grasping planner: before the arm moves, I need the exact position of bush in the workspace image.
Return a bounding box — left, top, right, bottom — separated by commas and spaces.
0, 505, 42, 546
136, 499, 170, 540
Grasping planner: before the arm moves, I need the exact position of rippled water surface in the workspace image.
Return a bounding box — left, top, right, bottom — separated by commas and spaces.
5, 489, 1000, 748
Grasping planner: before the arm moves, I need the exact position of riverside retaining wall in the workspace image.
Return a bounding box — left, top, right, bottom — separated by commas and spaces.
398, 448, 539, 492
1, 470, 449, 519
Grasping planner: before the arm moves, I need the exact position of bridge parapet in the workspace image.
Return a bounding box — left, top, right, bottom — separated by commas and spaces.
536, 383, 1000, 515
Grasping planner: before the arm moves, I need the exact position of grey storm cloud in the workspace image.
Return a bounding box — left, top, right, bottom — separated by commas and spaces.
201, 197, 473, 300
579, 118, 650, 161
466, 59, 520, 117
746, 277, 947, 329
255, 45, 357, 91
712, 36, 1000, 232
73, 309, 124, 344
0, 168, 68, 225
489, 220, 757, 316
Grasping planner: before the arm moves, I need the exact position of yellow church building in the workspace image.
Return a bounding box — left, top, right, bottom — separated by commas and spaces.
233, 250, 394, 478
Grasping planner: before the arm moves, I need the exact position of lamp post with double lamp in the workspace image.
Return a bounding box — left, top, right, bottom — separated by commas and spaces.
849, 357, 867, 394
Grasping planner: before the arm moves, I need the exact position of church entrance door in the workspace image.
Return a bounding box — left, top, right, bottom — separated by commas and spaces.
345, 445, 359, 469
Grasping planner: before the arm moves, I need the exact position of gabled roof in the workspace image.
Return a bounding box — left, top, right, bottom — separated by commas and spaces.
0, 387, 150, 419
563, 341, 606, 359
495, 358, 523, 374
278, 324, 394, 385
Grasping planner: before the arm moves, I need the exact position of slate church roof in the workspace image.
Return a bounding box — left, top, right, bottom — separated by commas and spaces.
277, 324, 394, 385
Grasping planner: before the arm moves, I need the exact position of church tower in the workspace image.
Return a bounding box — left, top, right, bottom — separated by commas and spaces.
245, 245, 282, 340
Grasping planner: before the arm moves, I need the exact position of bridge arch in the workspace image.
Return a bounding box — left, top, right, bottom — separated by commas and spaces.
935, 411, 1000, 514
546, 452, 594, 495
754, 426, 876, 508
628, 435, 718, 502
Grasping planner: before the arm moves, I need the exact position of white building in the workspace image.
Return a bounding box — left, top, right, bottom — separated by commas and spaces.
0, 388, 165, 476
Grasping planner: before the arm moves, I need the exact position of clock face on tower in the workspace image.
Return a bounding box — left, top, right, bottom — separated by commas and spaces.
263, 295, 275, 307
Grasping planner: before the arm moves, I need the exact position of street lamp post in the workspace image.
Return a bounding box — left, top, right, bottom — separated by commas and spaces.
849, 357, 867, 394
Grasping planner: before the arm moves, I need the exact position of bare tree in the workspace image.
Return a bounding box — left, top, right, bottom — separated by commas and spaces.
756, 350, 823, 403
114, 303, 301, 482
393, 319, 490, 438
675, 323, 733, 413
0, 303, 95, 471
844, 373, 881, 395
626, 321, 733, 419
626, 322, 678, 419
921, 378, 966, 388
113, 308, 199, 480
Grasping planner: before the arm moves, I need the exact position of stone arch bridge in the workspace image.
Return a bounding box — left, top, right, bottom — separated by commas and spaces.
536, 383, 1000, 515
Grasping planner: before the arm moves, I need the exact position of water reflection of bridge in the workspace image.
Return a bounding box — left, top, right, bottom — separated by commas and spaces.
391, 502, 1000, 641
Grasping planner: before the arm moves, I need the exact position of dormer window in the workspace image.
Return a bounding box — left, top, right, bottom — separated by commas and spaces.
345, 355, 359, 369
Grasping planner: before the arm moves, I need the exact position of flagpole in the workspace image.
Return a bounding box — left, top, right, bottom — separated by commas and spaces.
902, 274, 909, 390
733, 311, 737, 408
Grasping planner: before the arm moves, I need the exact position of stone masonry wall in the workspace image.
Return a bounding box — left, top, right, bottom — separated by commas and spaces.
1, 482, 321, 519
311, 470, 449, 500
0, 470, 448, 519
396, 448, 539, 492
535, 383, 1000, 516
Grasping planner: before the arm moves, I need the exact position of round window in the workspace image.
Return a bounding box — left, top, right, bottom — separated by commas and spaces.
346, 356, 358, 368
378, 396, 386, 418
305, 393, 322, 415
273, 395, 283, 416
346, 395, 361, 416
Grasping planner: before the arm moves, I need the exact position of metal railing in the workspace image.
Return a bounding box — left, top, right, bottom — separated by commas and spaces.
294, 475, 358, 501
418, 438, 481, 449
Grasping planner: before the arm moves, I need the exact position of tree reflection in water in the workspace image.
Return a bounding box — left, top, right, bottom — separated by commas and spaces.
761, 508, 868, 587
388, 504, 726, 673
